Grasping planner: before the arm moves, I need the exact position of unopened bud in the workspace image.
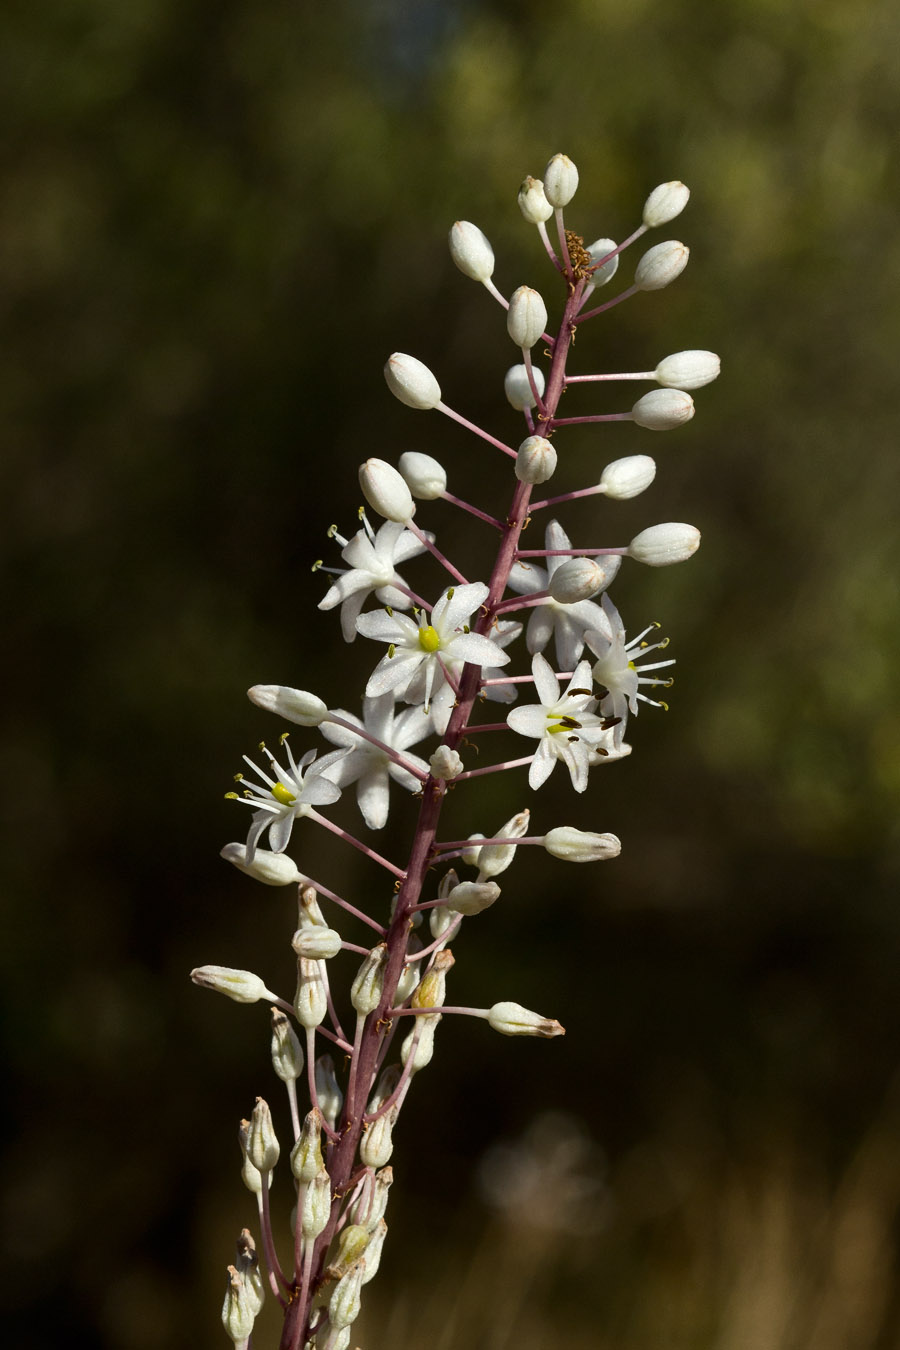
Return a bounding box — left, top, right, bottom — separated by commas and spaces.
301, 1167, 331, 1240
329, 1259, 365, 1330
628, 522, 701, 566
635, 240, 689, 291
631, 388, 695, 431
238, 1120, 270, 1195
449, 220, 495, 282
598, 455, 657, 499
398, 450, 447, 499
270, 1008, 304, 1083
507, 286, 548, 349
401, 1013, 440, 1072
474, 809, 530, 880
586, 238, 619, 287
543, 826, 622, 861
191, 965, 277, 1004
359, 458, 415, 523
395, 955, 421, 1003
517, 175, 553, 223
221, 1266, 255, 1344
543, 153, 579, 208
643, 180, 690, 227
246, 1098, 279, 1172
655, 349, 720, 390
351, 943, 388, 1016
487, 1001, 565, 1038
247, 684, 327, 726
290, 1110, 323, 1182
331, 1223, 371, 1277
291, 927, 342, 959
315, 1054, 343, 1130
294, 958, 328, 1028
504, 363, 545, 411
548, 557, 613, 604
429, 745, 463, 780
446, 879, 501, 916
516, 435, 557, 484
384, 353, 442, 410
220, 842, 303, 887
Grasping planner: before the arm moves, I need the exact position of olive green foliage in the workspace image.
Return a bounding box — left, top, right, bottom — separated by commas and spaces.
2, 0, 899, 1345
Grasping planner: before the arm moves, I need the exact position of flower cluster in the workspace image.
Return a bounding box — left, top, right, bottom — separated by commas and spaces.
194, 154, 716, 1350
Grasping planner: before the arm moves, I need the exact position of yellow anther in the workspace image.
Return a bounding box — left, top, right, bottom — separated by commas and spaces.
311, 559, 323, 572
258, 741, 266, 751
659, 701, 669, 712
387, 643, 396, 659
271, 782, 297, 806
418, 625, 441, 653
224, 791, 239, 800
280, 731, 290, 743
233, 773, 244, 782
327, 524, 339, 538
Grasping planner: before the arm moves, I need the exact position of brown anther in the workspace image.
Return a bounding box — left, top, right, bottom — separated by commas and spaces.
566, 230, 592, 280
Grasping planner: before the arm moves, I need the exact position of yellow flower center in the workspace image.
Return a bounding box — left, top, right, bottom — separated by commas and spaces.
546, 715, 581, 736
271, 782, 297, 806
418, 625, 441, 653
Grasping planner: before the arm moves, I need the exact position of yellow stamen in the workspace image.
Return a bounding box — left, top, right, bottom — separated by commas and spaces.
271, 782, 297, 806
418, 625, 441, 652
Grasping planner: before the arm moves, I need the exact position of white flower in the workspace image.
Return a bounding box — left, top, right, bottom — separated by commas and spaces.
506, 654, 611, 792
584, 594, 675, 746
318, 515, 429, 642
507, 520, 620, 670
426, 617, 522, 734
319, 694, 431, 830
356, 582, 510, 715
228, 739, 346, 862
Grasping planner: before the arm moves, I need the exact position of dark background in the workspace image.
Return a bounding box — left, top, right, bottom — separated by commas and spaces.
3, 0, 900, 1345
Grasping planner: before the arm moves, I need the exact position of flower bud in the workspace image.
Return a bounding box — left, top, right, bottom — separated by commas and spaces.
330, 1223, 371, 1277
359, 458, 415, 523
586, 238, 619, 286
234, 1230, 264, 1318
635, 240, 689, 291
655, 349, 720, 390
448, 220, 495, 282
631, 388, 695, 431
643, 180, 690, 227
395, 956, 421, 1004
221, 1266, 255, 1344
401, 1013, 440, 1072
290, 1110, 323, 1182
628, 522, 701, 566
398, 450, 447, 499
360, 1109, 396, 1168
220, 842, 303, 887
315, 1054, 343, 1129
246, 1097, 280, 1172
384, 353, 442, 410
543, 826, 622, 861
548, 557, 613, 604
368, 1065, 401, 1113
238, 1120, 271, 1195
360, 1218, 387, 1284
428, 899, 457, 943
474, 809, 530, 880
487, 1001, 565, 1038
319, 1329, 352, 1350
543, 153, 579, 208
507, 286, 548, 349
517, 175, 553, 223
515, 435, 557, 485
191, 965, 277, 1004
301, 1167, 332, 1240
247, 684, 327, 726
599, 455, 657, 499
429, 745, 463, 780
446, 879, 501, 916
294, 958, 328, 1028
270, 1008, 304, 1082
351, 943, 388, 1016
291, 927, 342, 959
329, 1259, 365, 1329
504, 363, 545, 411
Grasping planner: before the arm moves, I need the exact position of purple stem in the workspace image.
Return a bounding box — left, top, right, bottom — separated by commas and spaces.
435, 401, 518, 459
550, 412, 631, 427
406, 519, 469, 585
307, 809, 407, 879
575, 282, 639, 325
323, 714, 430, 781
454, 755, 534, 781
529, 483, 606, 511
440, 490, 504, 530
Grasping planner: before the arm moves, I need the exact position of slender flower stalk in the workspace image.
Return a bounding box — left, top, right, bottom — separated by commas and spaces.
197, 153, 717, 1350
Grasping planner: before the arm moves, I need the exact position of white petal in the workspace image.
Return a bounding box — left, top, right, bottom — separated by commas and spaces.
356, 768, 390, 830
444, 632, 510, 669
436, 581, 490, 633
507, 704, 548, 738
507, 560, 548, 596
267, 812, 295, 853
355, 610, 408, 643
528, 741, 556, 789
526, 606, 554, 654
365, 651, 423, 698
531, 652, 559, 707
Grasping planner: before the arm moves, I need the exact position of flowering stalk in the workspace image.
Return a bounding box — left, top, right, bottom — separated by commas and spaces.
194, 156, 717, 1349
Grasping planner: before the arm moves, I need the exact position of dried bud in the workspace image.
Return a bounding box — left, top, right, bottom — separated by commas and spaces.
631, 388, 695, 431
507, 286, 548, 350
598, 455, 657, 500
643, 180, 690, 227
359, 1218, 387, 1284
548, 557, 613, 604
543, 153, 579, 208
586, 237, 619, 287
297, 883, 327, 929
360, 1109, 396, 1169
329, 1259, 365, 1330
543, 826, 622, 862
246, 1097, 280, 1172
191, 965, 277, 1005
449, 220, 495, 282
351, 943, 389, 1016
635, 240, 689, 291
487, 1001, 565, 1038
628, 522, 701, 566
515, 435, 557, 485
247, 684, 327, 726
331, 1223, 371, 1277
398, 450, 447, 499
517, 175, 553, 224
220, 842, 303, 887
270, 1008, 304, 1082
301, 1167, 332, 1240
359, 458, 415, 523
291, 927, 342, 959
315, 1054, 343, 1130
504, 363, 545, 411
384, 352, 442, 409
446, 879, 501, 916
221, 1265, 256, 1344
294, 957, 328, 1028
351, 1167, 393, 1230
413, 949, 454, 1009
238, 1120, 270, 1195
429, 745, 463, 780
473, 809, 531, 880
290, 1110, 324, 1182
655, 349, 720, 389
401, 1013, 440, 1072
234, 1230, 264, 1318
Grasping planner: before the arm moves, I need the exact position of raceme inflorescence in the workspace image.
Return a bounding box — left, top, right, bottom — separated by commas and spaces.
193, 153, 719, 1350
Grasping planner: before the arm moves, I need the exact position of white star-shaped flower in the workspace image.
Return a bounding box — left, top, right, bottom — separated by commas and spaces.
506, 520, 621, 669
319, 693, 432, 830
506, 653, 611, 792
584, 593, 675, 745
318, 516, 429, 642
425, 618, 522, 734
356, 582, 510, 713
228, 739, 346, 862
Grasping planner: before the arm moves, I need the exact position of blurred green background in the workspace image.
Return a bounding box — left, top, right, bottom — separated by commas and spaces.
3, 0, 900, 1345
